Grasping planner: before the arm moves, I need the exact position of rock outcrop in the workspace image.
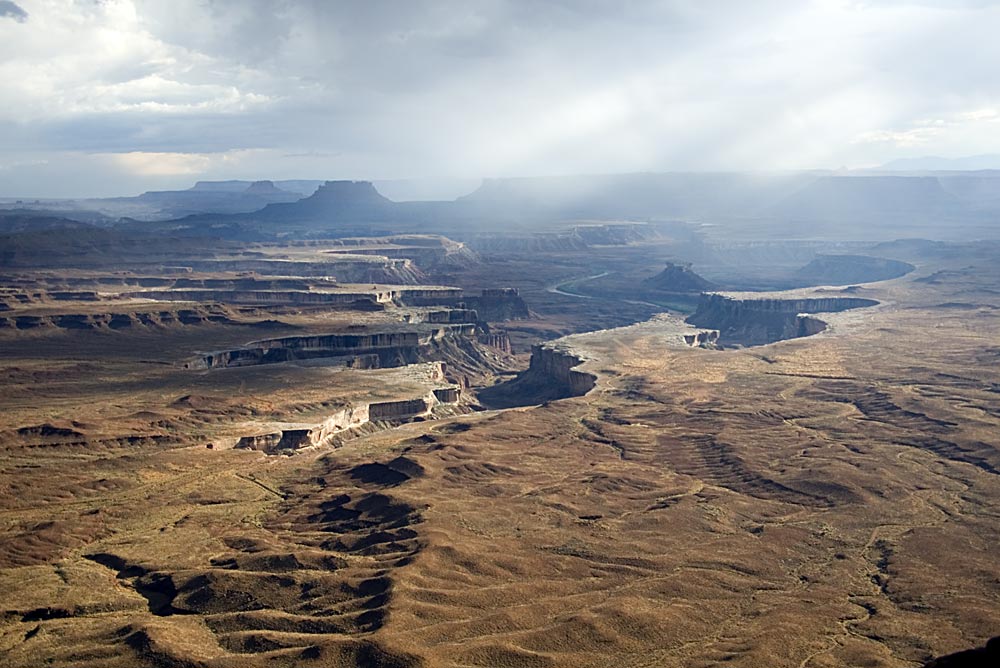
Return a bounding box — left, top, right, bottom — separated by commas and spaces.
478, 343, 596, 408
0, 289, 101, 306
409, 309, 480, 325
683, 329, 720, 347
478, 330, 513, 354
184, 258, 425, 283
126, 289, 386, 309
687, 293, 879, 346
0, 306, 241, 332
401, 288, 529, 322
234, 386, 462, 454
191, 322, 512, 375
464, 289, 530, 321
249, 180, 397, 225
527, 345, 597, 397
322, 235, 480, 271
469, 223, 656, 253
468, 233, 589, 253
243, 180, 286, 195
571, 223, 659, 246
642, 262, 717, 292
195, 330, 439, 369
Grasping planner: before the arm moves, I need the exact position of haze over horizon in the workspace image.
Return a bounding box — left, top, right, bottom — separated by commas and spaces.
2, 0, 1000, 198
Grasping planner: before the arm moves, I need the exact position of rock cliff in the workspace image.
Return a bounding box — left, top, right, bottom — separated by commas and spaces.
464, 288, 530, 321
527, 345, 597, 397
126, 289, 385, 309
322, 235, 480, 271
234, 385, 462, 454
192, 323, 512, 378
184, 258, 425, 283
478, 343, 596, 408
0, 306, 240, 332
687, 293, 879, 346
401, 288, 529, 322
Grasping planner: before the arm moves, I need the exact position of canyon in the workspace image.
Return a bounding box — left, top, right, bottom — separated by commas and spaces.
0, 186, 997, 668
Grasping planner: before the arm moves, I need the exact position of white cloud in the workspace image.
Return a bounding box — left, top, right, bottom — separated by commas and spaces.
854, 127, 944, 147
0, 0, 273, 123
853, 106, 1000, 152
106, 150, 259, 176
1, 0, 1000, 194
958, 108, 1000, 122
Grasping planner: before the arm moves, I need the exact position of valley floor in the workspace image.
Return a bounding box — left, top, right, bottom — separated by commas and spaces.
0, 237, 998, 667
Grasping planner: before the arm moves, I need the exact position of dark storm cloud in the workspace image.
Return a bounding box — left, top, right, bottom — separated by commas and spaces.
0, 1, 27, 22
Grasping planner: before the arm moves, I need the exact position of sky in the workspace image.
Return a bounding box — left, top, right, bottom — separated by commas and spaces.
1, 0, 999, 198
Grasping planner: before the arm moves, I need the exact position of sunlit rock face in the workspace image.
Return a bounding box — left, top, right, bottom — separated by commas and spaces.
524, 345, 597, 398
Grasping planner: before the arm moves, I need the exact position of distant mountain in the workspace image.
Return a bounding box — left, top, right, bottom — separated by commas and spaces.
189, 180, 324, 196
157, 180, 439, 238
878, 155, 1000, 171
244, 180, 287, 195
251, 180, 397, 222
188, 180, 259, 192
110, 171, 1000, 242
84, 180, 306, 221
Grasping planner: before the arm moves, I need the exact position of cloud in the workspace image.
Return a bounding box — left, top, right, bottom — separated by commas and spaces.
106, 149, 271, 176
854, 107, 1000, 149
2, 0, 1000, 196
854, 126, 944, 147
0, 1, 27, 22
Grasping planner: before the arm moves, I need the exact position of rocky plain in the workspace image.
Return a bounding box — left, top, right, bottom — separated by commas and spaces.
0, 176, 998, 667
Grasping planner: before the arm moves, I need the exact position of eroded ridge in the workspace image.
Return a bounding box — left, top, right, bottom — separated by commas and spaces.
70, 454, 430, 667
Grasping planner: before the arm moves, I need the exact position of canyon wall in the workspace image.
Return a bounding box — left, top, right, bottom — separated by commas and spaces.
321, 237, 480, 270
234, 386, 461, 454
410, 309, 480, 325
464, 288, 531, 321
479, 343, 597, 408
468, 223, 656, 252
401, 288, 529, 322
183, 258, 425, 283
0, 307, 238, 332
527, 345, 597, 397
478, 330, 513, 354
687, 293, 879, 346
192, 324, 485, 370
125, 289, 384, 309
